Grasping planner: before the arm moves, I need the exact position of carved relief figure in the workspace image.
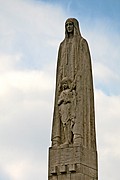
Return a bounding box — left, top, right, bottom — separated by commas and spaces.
58, 77, 76, 146
52, 18, 96, 150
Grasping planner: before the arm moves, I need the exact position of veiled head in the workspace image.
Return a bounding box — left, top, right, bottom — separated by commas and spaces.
65, 18, 81, 38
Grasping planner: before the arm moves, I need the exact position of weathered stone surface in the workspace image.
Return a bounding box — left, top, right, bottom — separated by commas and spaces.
71, 173, 85, 180
69, 164, 76, 172
49, 146, 97, 170
50, 166, 57, 175
48, 146, 97, 178
59, 165, 67, 173
58, 174, 71, 180
48, 18, 98, 180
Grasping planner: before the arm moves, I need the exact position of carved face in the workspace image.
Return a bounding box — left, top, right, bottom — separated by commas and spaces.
62, 82, 68, 90
66, 21, 74, 33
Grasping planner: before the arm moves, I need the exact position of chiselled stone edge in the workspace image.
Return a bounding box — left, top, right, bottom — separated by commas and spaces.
49, 163, 98, 179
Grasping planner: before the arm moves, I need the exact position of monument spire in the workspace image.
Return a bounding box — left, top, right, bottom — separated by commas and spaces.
48, 18, 98, 180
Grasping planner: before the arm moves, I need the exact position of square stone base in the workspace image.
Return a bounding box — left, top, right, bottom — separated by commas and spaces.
48, 145, 98, 180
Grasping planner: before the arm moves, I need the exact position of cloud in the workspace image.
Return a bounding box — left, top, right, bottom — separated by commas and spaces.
0, 70, 52, 180
95, 90, 120, 180
0, 0, 66, 70
0, 70, 53, 96
94, 62, 119, 83
0, 148, 47, 180
93, 62, 120, 95
0, 54, 22, 72
0, 66, 53, 179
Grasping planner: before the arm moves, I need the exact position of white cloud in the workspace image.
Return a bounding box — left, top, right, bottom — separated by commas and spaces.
95, 90, 120, 180
0, 149, 47, 180
0, 68, 52, 179
0, 0, 66, 71
0, 54, 22, 72
94, 62, 119, 83
0, 70, 53, 96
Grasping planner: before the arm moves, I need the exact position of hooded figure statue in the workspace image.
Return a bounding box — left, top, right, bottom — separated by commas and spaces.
51, 18, 96, 150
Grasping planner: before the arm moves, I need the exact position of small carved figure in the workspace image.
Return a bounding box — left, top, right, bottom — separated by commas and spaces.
58, 77, 76, 146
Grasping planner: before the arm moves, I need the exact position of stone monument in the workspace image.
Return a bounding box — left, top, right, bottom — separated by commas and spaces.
48, 18, 98, 180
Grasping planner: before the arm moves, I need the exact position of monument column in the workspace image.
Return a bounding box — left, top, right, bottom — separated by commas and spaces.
48, 18, 98, 180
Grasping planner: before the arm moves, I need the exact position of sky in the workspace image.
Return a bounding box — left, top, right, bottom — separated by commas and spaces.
0, 0, 120, 179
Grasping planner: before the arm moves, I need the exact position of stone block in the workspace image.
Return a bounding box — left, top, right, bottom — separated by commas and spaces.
50, 166, 57, 175
89, 168, 97, 178
84, 174, 93, 180
58, 174, 70, 180
83, 165, 89, 176
71, 173, 85, 180
60, 165, 67, 173
69, 164, 76, 172
76, 163, 83, 173
49, 176, 58, 180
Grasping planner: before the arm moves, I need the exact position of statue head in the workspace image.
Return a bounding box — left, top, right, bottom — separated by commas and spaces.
65, 18, 81, 38
60, 77, 72, 91
66, 21, 74, 34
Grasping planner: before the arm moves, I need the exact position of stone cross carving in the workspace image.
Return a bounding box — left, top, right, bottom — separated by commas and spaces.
51, 18, 96, 150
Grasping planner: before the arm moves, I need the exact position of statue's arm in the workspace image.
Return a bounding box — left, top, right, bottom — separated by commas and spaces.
58, 92, 64, 106
58, 98, 64, 106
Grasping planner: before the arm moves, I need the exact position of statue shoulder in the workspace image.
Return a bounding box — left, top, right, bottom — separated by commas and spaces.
57, 39, 66, 55
80, 37, 89, 52
60, 39, 65, 46
81, 37, 88, 46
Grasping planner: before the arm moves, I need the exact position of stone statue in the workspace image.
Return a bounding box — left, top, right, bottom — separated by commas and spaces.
51, 18, 96, 150
58, 77, 76, 146
49, 18, 98, 180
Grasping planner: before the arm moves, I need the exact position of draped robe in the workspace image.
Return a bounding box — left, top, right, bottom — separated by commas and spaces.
51, 18, 96, 150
